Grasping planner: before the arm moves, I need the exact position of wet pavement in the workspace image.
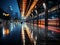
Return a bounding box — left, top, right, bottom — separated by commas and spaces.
0, 21, 60, 45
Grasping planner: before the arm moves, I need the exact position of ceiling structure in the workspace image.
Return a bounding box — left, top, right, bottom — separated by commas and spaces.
17, 0, 60, 20
17, 0, 44, 19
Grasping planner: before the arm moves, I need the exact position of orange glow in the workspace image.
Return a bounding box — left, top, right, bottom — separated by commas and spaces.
38, 19, 59, 26
21, 0, 27, 17
3, 13, 9, 16
30, 19, 60, 33
38, 21, 59, 26
30, 23, 60, 33
25, 0, 38, 19
3, 29, 10, 35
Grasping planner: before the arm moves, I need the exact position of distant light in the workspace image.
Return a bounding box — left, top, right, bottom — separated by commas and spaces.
3, 27, 5, 35
5, 14, 9, 16
43, 3, 46, 9
9, 6, 13, 11
31, 13, 33, 16
52, 16, 55, 19
35, 6, 37, 8
3, 13, 9, 16
35, 10, 37, 14
52, 32, 54, 34
9, 6, 12, 7
21, 16, 26, 19
11, 8, 13, 11
2, 27, 10, 37
3, 28, 10, 35
3, 13, 5, 15
10, 23, 14, 31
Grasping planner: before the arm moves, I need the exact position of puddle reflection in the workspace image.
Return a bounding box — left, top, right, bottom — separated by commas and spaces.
21, 23, 36, 45
2, 27, 10, 37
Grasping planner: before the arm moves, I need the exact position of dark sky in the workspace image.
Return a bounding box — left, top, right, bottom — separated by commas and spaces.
0, 0, 21, 19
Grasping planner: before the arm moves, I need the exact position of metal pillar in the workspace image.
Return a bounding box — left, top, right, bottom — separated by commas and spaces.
43, 0, 48, 44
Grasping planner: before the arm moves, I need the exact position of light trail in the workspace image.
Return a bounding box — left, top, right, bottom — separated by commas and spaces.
38, 20, 59, 26
25, 0, 38, 19
33, 19, 59, 26
25, 0, 31, 16
29, 23, 60, 33
30, 5, 58, 18
21, 25, 25, 45
21, 0, 27, 17
38, 5, 58, 16
38, 25, 60, 33
21, 23, 36, 44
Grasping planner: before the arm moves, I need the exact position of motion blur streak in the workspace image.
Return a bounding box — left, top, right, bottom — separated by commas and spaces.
21, 25, 25, 45
32, 24, 60, 33
21, 0, 27, 17
21, 23, 36, 44
39, 5, 58, 16
25, 0, 38, 19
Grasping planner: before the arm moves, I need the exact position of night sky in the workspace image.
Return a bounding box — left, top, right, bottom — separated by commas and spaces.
0, 0, 21, 19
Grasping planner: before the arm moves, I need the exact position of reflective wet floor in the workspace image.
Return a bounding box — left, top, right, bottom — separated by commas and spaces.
0, 20, 60, 45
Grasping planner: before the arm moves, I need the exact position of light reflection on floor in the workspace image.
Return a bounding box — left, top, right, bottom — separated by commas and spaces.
0, 21, 60, 45
1, 21, 36, 45
21, 23, 36, 45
